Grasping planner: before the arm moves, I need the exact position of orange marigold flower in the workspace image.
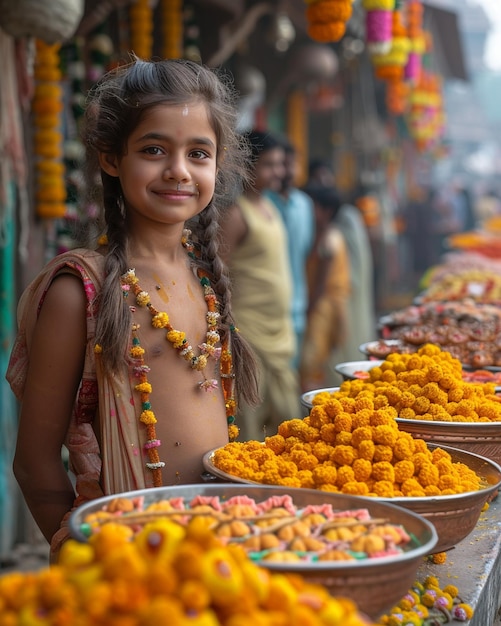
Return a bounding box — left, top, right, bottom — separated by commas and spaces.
298, 469, 315, 488
312, 440, 333, 462
393, 434, 415, 460
335, 431, 352, 446
312, 464, 338, 485
399, 407, 416, 420
371, 408, 397, 426
351, 426, 373, 447
424, 484, 441, 496
394, 459, 415, 483
401, 478, 426, 496
351, 409, 372, 429
331, 445, 356, 466
372, 461, 395, 483
372, 480, 394, 497
373, 424, 398, 446
277, 420, 296, 438
265, 435, 286, 455
336, 465, 355, 487
418, 463, 439, 487
357, 439, 376, 461
341, 481, 369, 495
373, 444, 393, 463
354, 395, 374, 411
333, 412, 353, 433
353, 458, 372, 482
320, 423, 338, 444
308, 405, 329, 428
413, 396, 430, 415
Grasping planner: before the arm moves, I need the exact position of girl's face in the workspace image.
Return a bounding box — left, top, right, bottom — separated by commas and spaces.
100, 102, 218, 228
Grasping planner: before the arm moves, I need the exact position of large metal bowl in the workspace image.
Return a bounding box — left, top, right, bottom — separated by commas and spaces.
396, 417, 501, 469
334, 360, 384, 381
69, 483, 437, 620
203, 444, 501, 555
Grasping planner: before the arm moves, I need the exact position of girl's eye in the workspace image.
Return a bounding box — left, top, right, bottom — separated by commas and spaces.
190, 149, 210, 160
143, 146, 163, 155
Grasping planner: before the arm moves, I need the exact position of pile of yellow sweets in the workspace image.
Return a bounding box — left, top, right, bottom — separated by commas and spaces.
0, 519, 372, 626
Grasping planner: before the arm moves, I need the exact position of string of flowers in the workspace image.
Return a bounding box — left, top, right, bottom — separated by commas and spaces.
362, 0, 395, 55
161, 0, 183, 59
375, 575, 474, 624
130, 0, 154, 60
304, 0, 354, 44
405, 0, 426, 83
372, 9, 410, 84
32, 41, 66, 219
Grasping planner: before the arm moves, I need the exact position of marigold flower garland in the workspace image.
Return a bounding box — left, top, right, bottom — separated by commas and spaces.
32, 40, 66, 219
130, 0, 153, 59
161, 0, 183, 59
305, 0, 354, 43
362, 0, 395, 55
116, 230, 238, 483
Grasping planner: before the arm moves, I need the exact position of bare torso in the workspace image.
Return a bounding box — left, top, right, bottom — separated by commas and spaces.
112, 256, 229, 484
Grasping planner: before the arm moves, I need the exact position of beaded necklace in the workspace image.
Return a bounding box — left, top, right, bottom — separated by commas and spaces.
120, 229, 238, 486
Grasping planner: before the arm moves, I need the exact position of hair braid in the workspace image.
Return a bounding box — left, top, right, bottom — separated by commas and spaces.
196, 204, 259, 407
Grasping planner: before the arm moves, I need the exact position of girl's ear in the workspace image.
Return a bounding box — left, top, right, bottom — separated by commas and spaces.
98, 152, 119, 177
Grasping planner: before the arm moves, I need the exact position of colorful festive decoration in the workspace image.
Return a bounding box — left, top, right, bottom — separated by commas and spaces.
129, 0, 153, 59
405, 0, 426, 83
32, 40, 67, 219
305, 0, 353, 44
161, 0, 183, 59
372, 9, 410, 83
407, 69, 445, 152
362, 0, 395, 55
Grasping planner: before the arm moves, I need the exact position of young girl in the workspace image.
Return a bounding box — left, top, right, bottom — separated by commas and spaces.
6, 57, 259, 560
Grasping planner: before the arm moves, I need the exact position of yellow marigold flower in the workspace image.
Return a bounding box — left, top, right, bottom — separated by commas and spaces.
430, 551, 447, 564
340, 396, 357, 413
443, 584, 459, 598
381, 369, 397, 383
394, 459, 415, 483
323, 398, 345, 419
369, 366, 383, 381
440, 375, 457, 390
312, 440, 333, 462
455, 603, 474, 619
371, 407, 397, 426
135, 381, 152, 393
136, 290, 150, 306
382, 387, 402, 405
140, 409, 157, 424
373, 424, 398, 446
424, 485, 441, 496
431, 447, 451, 464
353, 457, 372, 482
413, 439, 428, 454
374, 394, 389, 409
399, 407, 416, 420
298, 469, 315, 488
333, 412, 353, 433
351, 426, 373, 447
418, 463, 439, 487
94, 343, 103, 354
228, 424, 239, 441
427, 364, 443, 382
401, 478, 426, 496
373, 444, 393, 463
411, 452, 430, 472
438, 474, 459, 491
166, 330, 186, 347
357, 439, 375, 461
152, 312, 169, 328
312, 464, 338, 485
372, 461, 395, 483
335, 431, 352, 446
311, 391, 332, 406
399, 391, 416, 409
130, 345, 146, 358
336, 465, 355, 487
320, 423, 337, 444
372, 480, 394, 497
351, 408, 372, 429
413, 396, 430, 415
277, 420, 295, 438
308, 405, 329, 428
296, 453, 319, 471
355, 395, 374, 411
341, 481, 369, 495
265, 435, 286, 455
331, 445, 356, 466
393, 433, 415, 460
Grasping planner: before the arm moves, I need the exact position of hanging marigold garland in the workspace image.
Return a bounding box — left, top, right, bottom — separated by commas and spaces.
405, 0, 426, 83
304, 0, 354, 44
362, 0, 395, 55
161, 0, 183, 59
130, 0, 154, 60
32, 41, 66, 219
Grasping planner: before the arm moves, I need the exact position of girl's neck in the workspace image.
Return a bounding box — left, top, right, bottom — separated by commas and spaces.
127, 224, 187, 263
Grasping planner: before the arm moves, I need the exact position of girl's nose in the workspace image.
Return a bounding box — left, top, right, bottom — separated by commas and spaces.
163, 153, 190, 181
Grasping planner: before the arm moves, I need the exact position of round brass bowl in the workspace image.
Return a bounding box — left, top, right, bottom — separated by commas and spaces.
203, 444, 501, 555
396, 417, 501, 470
69, 483, 437, 620
334, 360, 384, 382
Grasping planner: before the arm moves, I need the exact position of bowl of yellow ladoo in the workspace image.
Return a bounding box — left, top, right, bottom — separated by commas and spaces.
70, 483, 437, 620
